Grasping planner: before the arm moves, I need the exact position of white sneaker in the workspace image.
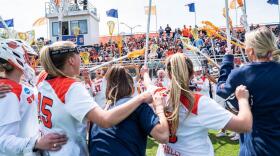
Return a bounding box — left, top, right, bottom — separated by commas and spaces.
216, 131, 227, 137
230, 134, 240, 141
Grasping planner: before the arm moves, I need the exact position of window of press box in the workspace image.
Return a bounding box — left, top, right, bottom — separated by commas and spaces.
70, 20, 88, 35
52, 22, 59, 36
62, 21, 69, 35
52, 21, 69, 36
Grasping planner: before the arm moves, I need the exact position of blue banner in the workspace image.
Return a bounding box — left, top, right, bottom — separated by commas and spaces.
62, 35, 84, 45
106, 9, 118, 18
267, 0, 279, 5
187, 3, 195, 12
0, 19, 14, 28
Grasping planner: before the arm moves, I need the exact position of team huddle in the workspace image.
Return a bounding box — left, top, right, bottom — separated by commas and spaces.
0, 27, 280, 156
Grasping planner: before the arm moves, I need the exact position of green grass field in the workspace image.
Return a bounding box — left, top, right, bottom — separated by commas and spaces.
146, 130, 240, 156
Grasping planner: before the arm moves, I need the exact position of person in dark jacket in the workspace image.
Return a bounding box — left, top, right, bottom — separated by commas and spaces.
90, 65, 169, 156
217, 27, 280, 156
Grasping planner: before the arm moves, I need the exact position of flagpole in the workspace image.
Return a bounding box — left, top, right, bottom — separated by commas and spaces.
117, 18, 120, 35
211, 38, 217, 63
144, 0, 152, 66
117, 9, 120, 35
243, 0, 250, 32
278, 2, 280, 25
47, 19, 49, 39
225, 0, 232, 49
195, 10, 197, 26
235, 0, 238, 28
155, 6, 158, 33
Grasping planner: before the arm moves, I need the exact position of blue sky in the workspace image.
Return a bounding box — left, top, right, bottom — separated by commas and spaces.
0, 0, 279, 38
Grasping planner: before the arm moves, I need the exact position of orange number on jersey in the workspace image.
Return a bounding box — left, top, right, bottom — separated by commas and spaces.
38, 92, 53, 128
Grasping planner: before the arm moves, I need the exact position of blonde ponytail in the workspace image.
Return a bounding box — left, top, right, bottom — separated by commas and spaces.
272, 49, 280, 62
166, 53, 194, 132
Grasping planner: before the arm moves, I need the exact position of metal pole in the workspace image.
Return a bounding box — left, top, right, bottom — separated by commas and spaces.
155, 6, 158, 32
218, 29, 248, 63
243, 0, 247, 14
243, 0, 250, 32
117, 17, 120, 35
47, 20, 49, 39
211, 38, 217, 63
58, 0, 64, 41
90, 55, 130, 72
194, 10, 197, 26
235, 0, 238, 27
144, 0, 152, 66
278, 3, 280, 25
225, 0, 232, 49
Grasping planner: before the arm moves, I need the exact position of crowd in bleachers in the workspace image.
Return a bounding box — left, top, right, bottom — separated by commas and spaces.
70, 23, 280, 65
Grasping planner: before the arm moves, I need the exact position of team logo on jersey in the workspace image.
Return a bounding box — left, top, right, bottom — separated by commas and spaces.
7, 41, 19, 49
24, 87, 30, 94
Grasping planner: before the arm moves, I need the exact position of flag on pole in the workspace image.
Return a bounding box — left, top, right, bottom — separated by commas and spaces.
33, 17, 47, 27
128, 49, 145, 59
267, 0, 279, 5
106, 9, 118, 18
145, 6, 156, 15
0, 19, 14, 28
187, 3, 195, 12
237, 0, 244, 7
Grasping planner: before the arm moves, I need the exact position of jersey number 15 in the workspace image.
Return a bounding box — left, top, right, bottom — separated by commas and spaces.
38, 92, 53, 128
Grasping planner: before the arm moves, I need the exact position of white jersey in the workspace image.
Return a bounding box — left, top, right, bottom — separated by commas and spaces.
153, 77, 169, 88
156, 95, 233, 156
93, 77, 107, 108
192, 76, 210, 97
37, 77, 98, 156
0, 79, 38, 156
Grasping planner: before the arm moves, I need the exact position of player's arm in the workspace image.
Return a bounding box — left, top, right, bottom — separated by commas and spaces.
66, 82, 153, 128
141, 66, 153, 88
149, 92, 169, 143
86, 91, 153, 128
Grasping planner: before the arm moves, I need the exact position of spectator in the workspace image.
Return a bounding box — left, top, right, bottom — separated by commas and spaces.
158, 26, 164, 38
165, 24, 172, 38
182, 25, 190, 38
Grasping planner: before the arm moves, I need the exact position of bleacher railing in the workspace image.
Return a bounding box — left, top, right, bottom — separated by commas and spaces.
36, 53, 247, 72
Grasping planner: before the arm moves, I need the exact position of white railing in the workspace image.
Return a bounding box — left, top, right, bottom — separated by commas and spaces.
45, 1, 97, 16
35, 53, 247, 72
